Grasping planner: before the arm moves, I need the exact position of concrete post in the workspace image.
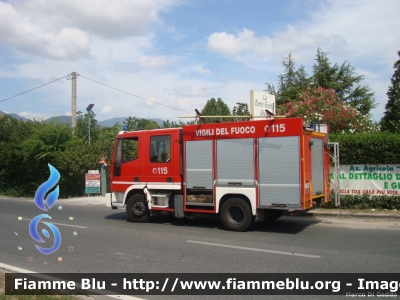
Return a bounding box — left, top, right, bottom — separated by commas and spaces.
100, 165, 108, 195
71, 72, 77, 129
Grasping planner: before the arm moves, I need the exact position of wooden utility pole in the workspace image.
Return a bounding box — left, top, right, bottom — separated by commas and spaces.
71, 72, 77, 128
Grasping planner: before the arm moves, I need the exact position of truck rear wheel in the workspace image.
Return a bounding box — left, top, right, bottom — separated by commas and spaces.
221, 198, 253, 232
126, 194, 150, 223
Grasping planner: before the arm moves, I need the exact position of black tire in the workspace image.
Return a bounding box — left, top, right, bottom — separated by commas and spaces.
220, 198, 253, 231
264, 209, 284, 222
126, 194, 150, 223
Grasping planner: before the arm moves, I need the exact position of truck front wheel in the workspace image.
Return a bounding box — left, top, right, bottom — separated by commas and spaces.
221, 198, 253, 232
126, 194, 150, 223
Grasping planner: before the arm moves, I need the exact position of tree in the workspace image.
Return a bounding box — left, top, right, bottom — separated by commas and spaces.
99, 123, 121, 142
0, 116, 40, 195
20, 122, 72, 192
123, 116, 136, 131
312, 48, 375, 115
0, 115, 20, 142
21, 122, 71, 164
138, 119, 159, 130
200, 98, 232, 123
278, 87, 378, 134
381, 51, 400, 132
123, 116, 160, 131
161, 120, 191, 128
0, 114, 122, 198
232, 102, 250, 121
267, 49, 375, 115
266, 53, 311, 106
75, 111, 101, 144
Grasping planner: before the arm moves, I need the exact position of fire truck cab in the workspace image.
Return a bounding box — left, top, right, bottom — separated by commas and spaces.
106, 118, 331, 231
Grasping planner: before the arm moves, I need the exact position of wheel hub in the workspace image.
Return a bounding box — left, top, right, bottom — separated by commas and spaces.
133, 202, 145, 216
227, 206, 244, 224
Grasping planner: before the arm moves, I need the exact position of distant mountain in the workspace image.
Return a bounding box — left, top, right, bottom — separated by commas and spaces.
45, 115, 72, 124
98, 117, 164, 127
0, 110, 30, 121
0, 111, 165, 127
98, 117, 126, 127
45, 116, 164, 127
9, 113, 30, 121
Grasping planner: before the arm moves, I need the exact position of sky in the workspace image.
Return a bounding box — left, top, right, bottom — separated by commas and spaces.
0, 0, 399, 123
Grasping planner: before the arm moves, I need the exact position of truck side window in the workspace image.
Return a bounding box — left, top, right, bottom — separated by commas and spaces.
150, 135, 170, 163
115, 139, 122, 165
122, 138, 138, 163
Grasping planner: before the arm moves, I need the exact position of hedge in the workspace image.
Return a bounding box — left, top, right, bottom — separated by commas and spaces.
322, 194, 400, 210
326, 133, 400, 208
330, 132, 400, 165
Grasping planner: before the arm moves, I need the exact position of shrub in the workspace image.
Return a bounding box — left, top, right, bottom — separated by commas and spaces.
322, 194, 400, 210
330, 132, 400, 164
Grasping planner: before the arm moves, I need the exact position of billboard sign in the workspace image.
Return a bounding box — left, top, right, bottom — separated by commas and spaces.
331, 164, 400, 196
85, 173, 100, 194
250, 90, 276, 118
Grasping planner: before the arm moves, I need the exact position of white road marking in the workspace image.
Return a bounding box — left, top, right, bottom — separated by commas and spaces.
0, 262, 34, 273
57, 201, 105, 206
186, 240, 321, 258
0, 262, 145, 300
21, 218, 87, 228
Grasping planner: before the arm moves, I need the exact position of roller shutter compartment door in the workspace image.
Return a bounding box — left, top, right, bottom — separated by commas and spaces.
258, 136, 301, 208
185, 140, 213, 190
311, 138, 324, 196
216, 138, 254, 187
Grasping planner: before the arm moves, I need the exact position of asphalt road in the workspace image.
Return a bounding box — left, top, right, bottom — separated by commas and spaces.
1, 196, 400, 299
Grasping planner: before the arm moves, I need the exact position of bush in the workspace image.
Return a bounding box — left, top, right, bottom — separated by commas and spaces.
322, 194, 400, 210
0, 115, 119, 198
330, 132, 400, 164
327, 132, 400, 210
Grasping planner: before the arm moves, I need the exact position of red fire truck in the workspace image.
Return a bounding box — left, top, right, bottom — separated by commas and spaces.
105, 117, 332, 231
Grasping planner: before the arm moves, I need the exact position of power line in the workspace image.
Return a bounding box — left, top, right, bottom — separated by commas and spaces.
78, 74, 193, 114
0, 74, 70, 103
1, 73, 195, 116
